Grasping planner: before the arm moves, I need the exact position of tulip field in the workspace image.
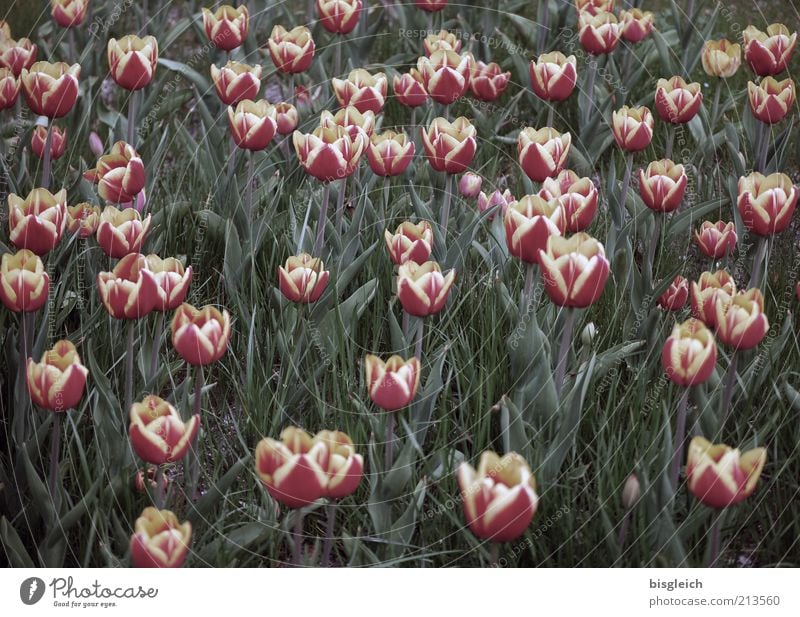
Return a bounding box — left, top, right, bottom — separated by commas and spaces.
1, 0, 800, 570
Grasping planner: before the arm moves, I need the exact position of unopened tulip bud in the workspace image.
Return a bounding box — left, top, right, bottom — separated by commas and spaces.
581, 322, 597, 347
459, 172, 482, 198
31, 125, 66, 160
27, 340, 88, 411
275, 102, 298, 135
478, 189, 515, 221
661, 318, 717, 387
364, 355, 421, 411
686, 437, 766, 509
278, 254, 330, 303
743, 24, 796, 76
415, 0, 447, 11
657, 275, 689, 311
622, 474, 640, 509
89, 131, 104, 157
0, 68, 20, 109
130, 508, 192, 568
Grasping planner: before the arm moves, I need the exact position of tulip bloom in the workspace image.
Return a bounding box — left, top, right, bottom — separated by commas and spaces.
97, 253, 159, 320
459, 172, 482, 198
275, 102, 298, 135
575, 0, 615, 15
26, 340, 88, 411
657, 275, 689, 311
661, 318, 717, 387
539, 233, 610, 308
293, 123, 367, 182
84, 141, 146, 204
20, 61, 79, 118
458, 451, 539, 542
130, 508, 192, 568
747, 77, 795, 124
737, 172, 798, 236
50, 0, 88, 28
579, 11, 622, 55
504, 195, 565, 264
417, 50, 472, 105
8, 188, 67, 255
201, 5, 249, 51
421, 116, 477, 174
715, 288, 769, 350
655, 77, 703, 124
319, 106, 375, 138
469, 61, 510, 102
96, 206, 151, 258
332, 68, 387, 114
384, 221, 433, 265
267, 25, 315, 74
364, 355, 421, 411
171, 303, 231, 366
31, 125, 66, 160
396, 261, 456, 317
393, 70, 428, 108
743, 24, 796, 76
316, 0, 362, 35
0, 249, 50, 313
694, 221, 737, 259
517, 127, 571, 182
538, 170, 598, 232
638, 159, 687, 212
612, 105, 653, 152
107, 35, 158, 91
529, 52, 577, 102
0, 67, 20, 109
478, 189, 516, 221
690, 270, 736, 328
415, 0, 447, 11
702, 39, 741, 77
210, 61, 261, 105
619, 8, 653, 43
278, 254, 330, 303
686, 437, 766, 509
227, 100, 278, 151
66, 203, 101, 238
129, 396, 200, 465
145, 255, 192, 312
423, 30, 462, 56
0, 37, 36, 76
367, 130, 415, 177
313, 430, 364, 499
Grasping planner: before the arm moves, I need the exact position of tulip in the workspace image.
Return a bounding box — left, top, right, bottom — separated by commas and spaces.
8, 188, 67, 255
611, 105, 653, 152
657, 275, 689, 311
423, 30, 462, 56
504, 195, 565, 264
619, 8, 653, 43
529, 52, 577, 102
737, 172, 797, 236
392, 70, 428, 108
293, 123, 367, 182
415, 0, 447, 11
267, 25, 315, 74
469, 61, 510, 102
622, 474, 641, 510
319, 106, 375, 138
690, 270, 736, 328
655, 77, 703, 124
459, 172, 482, 198
384, 221, 433, 265
278, 253, 330, 303
107, 35, 158, 91
367, 130, 415, 177
579, 11, 622, 55
478, 189, 516, 220
638, 159, 687, 212
517, 127, 571, 182
316, 0, 362, 35
50, 0, 88, 28
364, 355, 421, 411
694, 221, 737, 259
227, 100, 278, 151
332, 68, 387, 114
96, 206, 151, 258
575, 0, 615, 15
201, 5, 249, 51
0, 249, 50, 313
20, 61, 79, 118
417, 50, 472, 105
743, 24, 796, 76
702, 39, 741, 77
171, 303, 231, 366
0, 37, 36, 76
26, 340, 88, 411
396, 261, 456, 317
538, 170, 598, 232
84, 141, 146, 204
421, 116, 476, 174
129, 395, 200, 465
715, 288, 769, 350
457, 451, 539, 543
88, 131, 104, 157
145, 255, 193, 312
747, 77, 795, 124
31, 125, 66, 160
581, 322, 597, 346
686, 437, 766, 509
313, 430, 364, 499
210, 61, 261, 105
661, 318, 717, 387
275, 102, 298, 135
0, 67, 20, 109
66, 203, 100, 238
130, 508, 192, 568
97, 253, 159, 319
539, 233, 610, 308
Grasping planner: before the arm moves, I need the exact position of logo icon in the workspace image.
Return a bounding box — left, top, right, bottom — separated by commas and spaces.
20, 577, 45, 605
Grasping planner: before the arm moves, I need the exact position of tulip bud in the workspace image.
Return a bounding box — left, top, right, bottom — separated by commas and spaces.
364, 354, 421, 411
316, 0, 362, 35
458, 451, 539, 542
84, 141, 146, 204
619, 8, 653, 43
227, 100, 278, 152
0, 67, 20, 109
0, 37, 37, 77
202, 5, 249, 51
459, 172, 482, 198
517, 127, 571, 182
267, 25, 315, 74
743, 24, 796, 76
423, 30, 462, 56
397, 261, 456, 317
415, 0, 447, 11
657, 275, 689, 311
655, 77, 703, 124
97, 253, 159, 319
469, 61, 510, 102
274, 102, 299, 135
737, 172, 798, 236
50, 0, 88, 28
539, 233, 610, 308
171, 303, 232, 366
8, 188, 67, 255
686, 437, 766, 509
20, 61, 80, 118
367, 130, 415, 177
384, 221, 433, 265
417, 50, 472, 105
747, 77, 795, 124
579, 11, 622, 55
611, 105, 653, 152
293, 123, 367, 182
661, 318, 717, 387
26, 340, 88, 411
621, 474, 640, 510
421, 116, 476, 174
313, 430, 364, 499
278, 254, 330, 303
96, 206, 151, 258
145, 255, 192, 312
529, 52, 577, 102
478, 189, 516, 221
210, 61, 261, 105
575, 0, 615, 15
332, 68, 387, 114
538, 170, 598, 232
715, 288, 769, 350
702, 39, 741, 78
581, 322, 597, 347
88, 131, 104, 157
638, 159, 687, 212
130, 507, 192, 568
393, 70, 428, 108
107, 35, 158, 91
319, 106, 376, 138
31, 125, 67, 160
690, 270, 736, 328
66, 203, 100, 238
694, 221, 737, 259
129, 395, 200, 465
504, 195, 565, 264
0, 249, 50, 313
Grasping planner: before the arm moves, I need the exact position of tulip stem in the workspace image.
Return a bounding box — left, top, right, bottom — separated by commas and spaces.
127, 90, 137, 147
665, 124, 675, 160
292, 509, 305, 566
554, 308, 576, 400
334, 35, 342, 78
314, 183, 331, 256
381, 176, 390, 231
749, 236, 767, 289
153, 465, 165, 509
385, 411, 395, 470
583, 58, 597, 127
226, 137, 237, 182
48, 412, 63, 501
709, 78, 722, 132
440, 173, 453, 240
719, 352, 738, 431
617, 509, 632, 553
187, 364, 204, 500
708, 511, 723, 567
415, 317, 424, 360
140, 0, 149, 36
646, 211, 662, 290
489, 542, 500, 567
124, 320, 135, 420
41, 122, 53, 191
617, 151, 634, 231
321, 503, 336, 567
246, 151, 255, 225
670, 387, 690, 492
757, 121, 770, 173
546, 104, 554, 129
335, 178, 347, 234
149, 311, 164, 383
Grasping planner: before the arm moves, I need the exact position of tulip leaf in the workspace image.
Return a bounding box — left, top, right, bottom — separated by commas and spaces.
187, 455, 251, 525
0, 516, 36, 567
157, 58, 213, 101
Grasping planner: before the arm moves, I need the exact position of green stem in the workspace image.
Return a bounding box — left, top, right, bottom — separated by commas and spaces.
719, 352, 738, 431
48, 412, 63, 500
41, 122, 54, 190
153, 465, 165, 509
554, 308, 577, 399
757, 121, 770, 172
127, 90, 137, 147
441, 173, 453, 239
385, 411, 395, 470
710, 78, 722, 132
313, 183, 331, 256
584, 59, 597, 127
149, 311, 164, 382
708, 511, 722, 567
665, 124, 675, 160
646, 211, 662, 290
334, 177, 346, 234
749, 236, 768, 289
321, 503, 336, 567
415, 317, 424, 360
124, 320, 135, 418
489, 542, 500, 567
670, 388, 689, 491
381, 176, 390, 231
616, 152, 634, 231
292, 509, 305, 566
617, 509, 631, 552
546, 104, 554, 128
